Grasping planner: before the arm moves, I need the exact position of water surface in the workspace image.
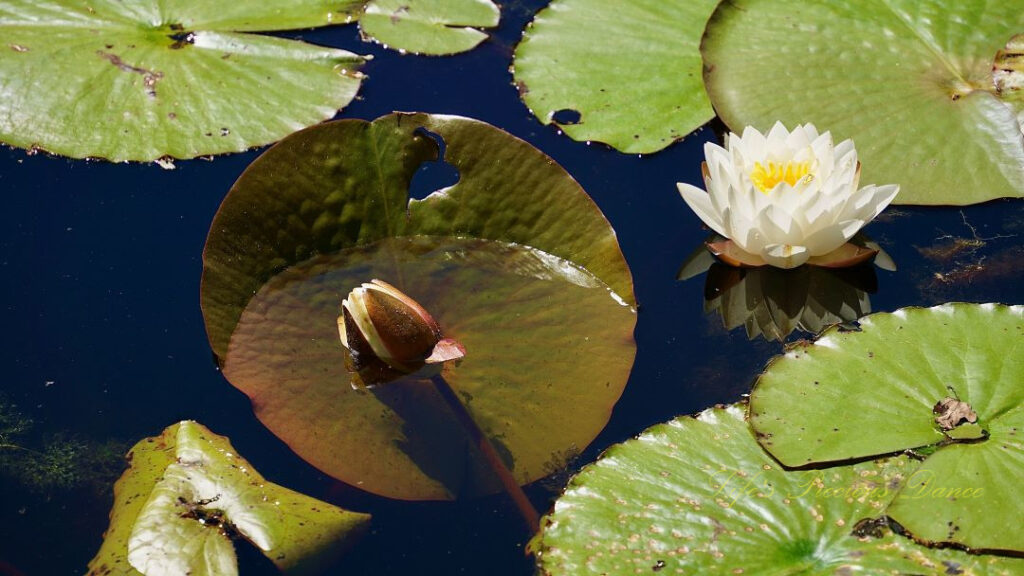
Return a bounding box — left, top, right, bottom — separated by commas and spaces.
1, 1, 1021, 573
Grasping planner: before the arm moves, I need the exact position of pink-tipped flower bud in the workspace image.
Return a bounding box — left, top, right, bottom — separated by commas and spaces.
337, 279, 465, 373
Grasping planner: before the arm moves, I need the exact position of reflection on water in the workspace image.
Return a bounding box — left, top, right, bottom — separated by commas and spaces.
702, 263, 876, 342
679, 234, 885, 342
218, 236, 635, 501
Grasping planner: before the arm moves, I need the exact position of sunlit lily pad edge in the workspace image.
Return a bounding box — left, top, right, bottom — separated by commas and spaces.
512, 0, 719, 154
87, 420, 370, 576
749, 302, 1024, 553
0, 0, 372, 162
532, 403, 1024, 575
358, 0, 501, 56
701, 0, 1024, 205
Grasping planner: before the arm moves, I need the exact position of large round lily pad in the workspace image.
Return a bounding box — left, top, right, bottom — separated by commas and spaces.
750, 303, 1024, 552
702, 0, 1024, 205
0, 0, 366, 161
87, 421, 370, 576
201, 113, 636, 500
512, 0, 719, 153
359, 0, 500, 56
533, 405, 1024, 575
223, 236, 635, 500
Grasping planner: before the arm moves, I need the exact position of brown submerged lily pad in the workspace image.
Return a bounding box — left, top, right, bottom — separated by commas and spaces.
222, 237, 635, 500
201, 113, 636, 500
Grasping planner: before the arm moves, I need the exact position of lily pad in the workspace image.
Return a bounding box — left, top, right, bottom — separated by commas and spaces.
359, 0, 500, 56
512, 0, 719, 153
86, 421, 370, 576
0, 0, 367, 161
702, 0, 1024, 205
750, 303, 1024, 552
533, 405, 1024, 575
201, 113, 636, 500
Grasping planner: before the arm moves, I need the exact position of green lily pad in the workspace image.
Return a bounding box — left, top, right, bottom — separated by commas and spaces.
86, 421, 370, 576
0, 0, 366, 161
512, 0, 719, 153
201, 113, 636, 500
750, 303, 1024, 552
702, 0, 1024, 205
359, 0, 500, 56
533, 405, 1024, 575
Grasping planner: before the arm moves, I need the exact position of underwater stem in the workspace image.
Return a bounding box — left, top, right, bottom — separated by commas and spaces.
429, 374, 540, 533
0, 443, 40, 455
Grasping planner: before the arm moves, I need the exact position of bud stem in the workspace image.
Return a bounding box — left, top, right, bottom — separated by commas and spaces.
429, 374, 541, 534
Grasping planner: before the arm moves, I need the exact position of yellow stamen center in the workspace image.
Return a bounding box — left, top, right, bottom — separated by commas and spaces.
750, 161, 812, 193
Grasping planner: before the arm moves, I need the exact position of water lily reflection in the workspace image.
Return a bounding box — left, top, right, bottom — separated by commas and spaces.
705, 263, 876, 341
680, 240, 881, 342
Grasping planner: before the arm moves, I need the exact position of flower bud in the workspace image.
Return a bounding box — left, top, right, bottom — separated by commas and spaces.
337, 279, 465, 374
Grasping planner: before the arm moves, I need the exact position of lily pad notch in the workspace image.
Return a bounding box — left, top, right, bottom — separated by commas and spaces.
512, 0, 721, 153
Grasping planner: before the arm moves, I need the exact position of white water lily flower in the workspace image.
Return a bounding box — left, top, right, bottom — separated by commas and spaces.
677, 122, 899, 269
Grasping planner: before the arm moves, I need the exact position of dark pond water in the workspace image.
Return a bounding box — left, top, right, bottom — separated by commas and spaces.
1, 1, 1022, 574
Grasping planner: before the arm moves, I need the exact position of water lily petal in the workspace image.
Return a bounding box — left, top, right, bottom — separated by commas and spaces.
827, 160, 859, 198
677, 183, 728, 236
851, 184, 900, 222
707, 152, 740, 216
810, 130, 833, 157
738, 125, 767, 160
770, 181, 806, 215
787, 179, 830, 232
762, 243, 809, 269
786, 124, 815, 153
835, 184, 893, 228
833, 139, 857, 168
706, 239, 767, 267
799, 123, 821, 142
766, 121, 791, 147
758, 204, 804, 246
801, 221, 858, 256
704, 141, 731, 177
726, 178, 757, 222
809, 132, 835, 180
727, 209, 765, 255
